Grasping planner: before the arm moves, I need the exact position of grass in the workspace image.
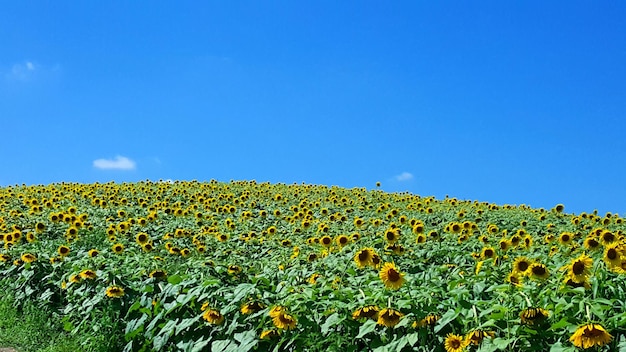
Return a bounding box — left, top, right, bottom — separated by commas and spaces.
0, 291, 121, 352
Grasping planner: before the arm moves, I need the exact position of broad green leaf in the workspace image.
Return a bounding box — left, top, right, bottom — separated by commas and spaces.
355, 320, 377, 339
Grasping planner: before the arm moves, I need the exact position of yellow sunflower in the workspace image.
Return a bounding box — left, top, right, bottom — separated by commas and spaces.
444, 333, 468, 352
512, 257, 533, 276
566, 253, 593, 283
465, 330, 495, 346
105, 286, 125, 298
202, 309, 224, 325
379, 262, 405, 290
376, 308, 403, 328
529, 263, 549, 280
272, 312, 297, 330
352, 305, 379, 320
240, 301, 265, 315
520, 308, 549, 325
354, 247, 375, 268
603, 244, 623, 268
21, 253, 37, 263
58, 245, 71, 257
569, 323, 612, 349
79, 269, 97, 280
260, 329, 280, 340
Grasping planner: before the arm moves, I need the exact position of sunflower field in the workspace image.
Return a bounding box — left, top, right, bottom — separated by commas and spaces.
0, 180, 625, 351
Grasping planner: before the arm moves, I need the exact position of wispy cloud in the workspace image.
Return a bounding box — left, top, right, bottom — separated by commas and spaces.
395, 172, 414, 181
93, 156, 136, 170
6, 61, 37, 81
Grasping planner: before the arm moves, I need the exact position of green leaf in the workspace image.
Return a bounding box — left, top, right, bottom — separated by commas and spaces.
549, 317, 570, 330
406, 332, 419, 346
168, 274, 183, 285
434, 309, 459, 333
175, 316, 201, 335
356, 320, 377, 339
211, 340, 233, 352
320, 312, 344, 335
234, 330, 257, 352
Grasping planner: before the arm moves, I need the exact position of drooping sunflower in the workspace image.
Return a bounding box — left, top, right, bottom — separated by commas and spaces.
260, 329, 280, 340
202, 309, 224, 325
529, 263, 550, 280
379, 262, 405, 290
79, 269, 97, 280
376, 308, 403, 327
506, 273, 523, 287
268, 305, 285, 318
227, 265, 242, 275
241, 301, 265, 315
465, 330, 495, 346
569, 323, 612, 349
444, 333, 468, 352
413, 314, 440, 328
105, 286, 125, 298
352, 305, 379, 320
520, 308, 549, 325
272, 312, 297, 330
21, 253, 37, 263
149, 269, 167, 280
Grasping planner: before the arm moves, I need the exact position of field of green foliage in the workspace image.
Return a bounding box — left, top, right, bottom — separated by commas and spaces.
0, 180, 625, 351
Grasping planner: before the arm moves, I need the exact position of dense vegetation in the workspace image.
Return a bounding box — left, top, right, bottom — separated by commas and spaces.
0, 180, 624, 351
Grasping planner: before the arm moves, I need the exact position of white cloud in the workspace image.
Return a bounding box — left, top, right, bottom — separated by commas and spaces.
395, 172, 414, 181
6, 61, 37, 80
93, 156, 136, 170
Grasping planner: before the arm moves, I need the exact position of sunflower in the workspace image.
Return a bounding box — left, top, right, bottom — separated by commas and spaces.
202, 309, 224, 325
80, 269, 97, 280
529, 263, 550, 280
135, 232, 149, 245
512, 257, 533, 276
506, 273, 523, 287
566, 253, 593, 283
569, 323, 612, 348
377, 308, 403, 327
600, 230, 617, 246
465, 330, 495, 346
603, 244, 623, 268
87, 249, 99, 258
498, 239, 510, 251
444, 333, 468, 352
105, 286, 125, 298
112, 243, 124, 254
558, 232, 574, 245
58, 245, 71, 257
35, 222, 46, 232
21, 253, 37, 263
268, 305, 285, 318
149, 269, 167, 280
25, 232, 36, 243
379, 262, 405, 290
384, 228, 400, 243
481, 247, 496, 259
227, 265, 242, 275
352, 305, 379, 320
272, 312, 297, 330
320, 235, 332, 247
371, 254, 382, 268
413, 314, 440, 328
335, 235, 349, 248
583, 236, 601, 251
260, 329, 280, 340
241, 301, 265, 315
520, 308, 549, 325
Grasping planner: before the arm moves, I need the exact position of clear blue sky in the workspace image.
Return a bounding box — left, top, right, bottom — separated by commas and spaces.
1, 2, 625, 215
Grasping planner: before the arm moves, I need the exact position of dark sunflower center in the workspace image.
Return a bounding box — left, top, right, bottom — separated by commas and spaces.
608, 249, 617, 260
532, 266, 546, 275
603, 233, 615, 242
388, 268, 400, 282
484, 249, 494, 257
339, 237, 348, 244
584, 327, 604, 337
562, 235, 570, 242
518, 261, 529, 271
450, 339, 461, 348
358, 251, 369, 261
572, 261, 585, 275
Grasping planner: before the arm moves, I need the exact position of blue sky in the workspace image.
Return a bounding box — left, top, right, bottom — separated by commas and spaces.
1, 2, 625, 215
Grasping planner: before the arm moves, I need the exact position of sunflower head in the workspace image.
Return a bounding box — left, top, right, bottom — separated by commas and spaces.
569, 323, 612, 349
520, 308, 549, 325
444, 333, 469, 352
376, 308, 403, 327
379, 262, 405, 290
